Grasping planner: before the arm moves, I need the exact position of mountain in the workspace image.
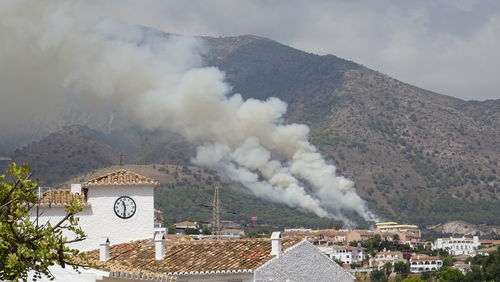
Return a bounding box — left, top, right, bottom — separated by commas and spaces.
201, 35, 500, 226
9, 125, 118, 185
2, 34, 499, 227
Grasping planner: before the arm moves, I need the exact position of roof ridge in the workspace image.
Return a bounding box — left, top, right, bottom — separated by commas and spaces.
83, 169, 159, 187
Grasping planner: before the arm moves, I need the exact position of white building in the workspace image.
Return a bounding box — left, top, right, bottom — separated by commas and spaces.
30, 169, 159, 251
319, 245, 366, 264
433, 236, 480, 256
221, 228, 245, 238
369, 250, 405, 269
410, 255, 442, 273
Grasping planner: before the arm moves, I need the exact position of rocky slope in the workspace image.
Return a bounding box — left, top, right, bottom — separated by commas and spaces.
427, 221, 500, 237
201, 35, 500, 226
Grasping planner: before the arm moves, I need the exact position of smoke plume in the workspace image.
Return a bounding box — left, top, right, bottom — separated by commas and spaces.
0, 0, 375, 225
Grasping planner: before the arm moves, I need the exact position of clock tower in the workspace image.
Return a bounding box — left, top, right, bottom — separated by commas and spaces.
32, 169, 159, 251
78, 169, 159, 251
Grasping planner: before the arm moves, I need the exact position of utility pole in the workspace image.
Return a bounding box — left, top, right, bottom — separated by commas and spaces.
212, 186, 222, 239
119, 153, 127, 167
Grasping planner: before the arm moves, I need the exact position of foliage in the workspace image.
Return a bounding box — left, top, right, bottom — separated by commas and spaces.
401, 277, 424, 282
350, 262, 360, 269
0, 163, 87, 281
370, 269, 388, 282
464, 265, 484, 282
420, 271, 434, 281
243, 226, 272, 238
437, 268, 465, 282
481, 246, 500, 281
383, 262, 393, 276
183, 228, 200, 235
441, 257, 454, 268
155, 184, 346, 228
394, 261, 410, 275
420, 271, 432, 281
406, 196, 500, 226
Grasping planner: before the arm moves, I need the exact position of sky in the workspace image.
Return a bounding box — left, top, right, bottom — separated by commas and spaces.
96, 0, 500, 101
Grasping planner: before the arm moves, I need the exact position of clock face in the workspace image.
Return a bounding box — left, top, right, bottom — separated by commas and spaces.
114, 196, 136, 219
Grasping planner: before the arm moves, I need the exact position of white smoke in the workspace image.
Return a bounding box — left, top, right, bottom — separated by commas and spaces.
0, 0, 375, 225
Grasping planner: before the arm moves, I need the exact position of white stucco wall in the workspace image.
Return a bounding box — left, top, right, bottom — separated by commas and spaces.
30, 185, 155, 251
434, 236, 480, 255
254, 240, 355, 282
27, 265, 109, 282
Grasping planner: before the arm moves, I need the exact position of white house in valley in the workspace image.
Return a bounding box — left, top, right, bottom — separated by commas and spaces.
409, 255, 443, 273
433, 236, 480, 256
318, 245, 366, 265
28, 169, 356, 282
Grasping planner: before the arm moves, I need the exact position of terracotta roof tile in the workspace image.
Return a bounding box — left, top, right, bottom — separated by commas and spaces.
86, 237, 302, 276
39, 189, 86, 205
83, 169, 159, 187
412, 256, 440, 261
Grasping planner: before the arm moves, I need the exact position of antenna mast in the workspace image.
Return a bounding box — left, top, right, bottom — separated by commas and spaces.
212, 186, 222, 239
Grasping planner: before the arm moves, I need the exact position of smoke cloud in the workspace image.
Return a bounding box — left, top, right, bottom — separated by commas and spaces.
0, 0, 375, 225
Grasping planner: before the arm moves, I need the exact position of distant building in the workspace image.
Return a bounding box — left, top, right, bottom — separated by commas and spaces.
346, 229, 376, 243
410, 254, 442, 273
221, 228, 245, 238
453, 262, 471, 275
433, 236, 480, 256
479, 239, 500, 247
284, 228, 313, 233
376, 222, 421, 238
220, 220, 241, 229
369, 249, 405, 269
326, 246, 366, 265
173, 221, 198, 234
476, 246, 498, 256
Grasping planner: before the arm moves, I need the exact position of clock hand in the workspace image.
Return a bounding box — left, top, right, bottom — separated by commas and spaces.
122, 200, 126, 216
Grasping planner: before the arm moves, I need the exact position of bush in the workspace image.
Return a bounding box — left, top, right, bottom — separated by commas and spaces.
370, 269, 388, 282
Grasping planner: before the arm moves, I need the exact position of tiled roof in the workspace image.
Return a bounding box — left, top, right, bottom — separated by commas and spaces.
333, 245, 366, 250
86, 237, 302, 276
412, 255, 440, 261
83, 169, 159, 187
39, 189, 87, 205
173, 221, 197, 227
477, 247, 497, 253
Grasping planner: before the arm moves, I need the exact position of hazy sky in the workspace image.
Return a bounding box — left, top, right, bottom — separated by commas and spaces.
97, 0, 500, 101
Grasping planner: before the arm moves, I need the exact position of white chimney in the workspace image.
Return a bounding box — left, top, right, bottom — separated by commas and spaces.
71, 183, 82, 194
155, 233, 166, 260
271, 231, 282, 257
100, 238, 110, 261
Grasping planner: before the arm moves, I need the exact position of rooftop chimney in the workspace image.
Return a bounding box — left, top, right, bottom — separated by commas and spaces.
100, 238, 110, 261
271, 231, 282, 257
71, 183, 82, 194
155, 233, 166, 260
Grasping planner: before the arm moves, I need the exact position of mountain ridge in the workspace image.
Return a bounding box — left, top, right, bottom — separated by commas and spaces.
2, 33, 498, 227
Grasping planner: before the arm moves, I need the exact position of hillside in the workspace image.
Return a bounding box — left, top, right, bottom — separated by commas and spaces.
201, 35, 500, 226
9, 125, 118, 185
2, 33, 499, 227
